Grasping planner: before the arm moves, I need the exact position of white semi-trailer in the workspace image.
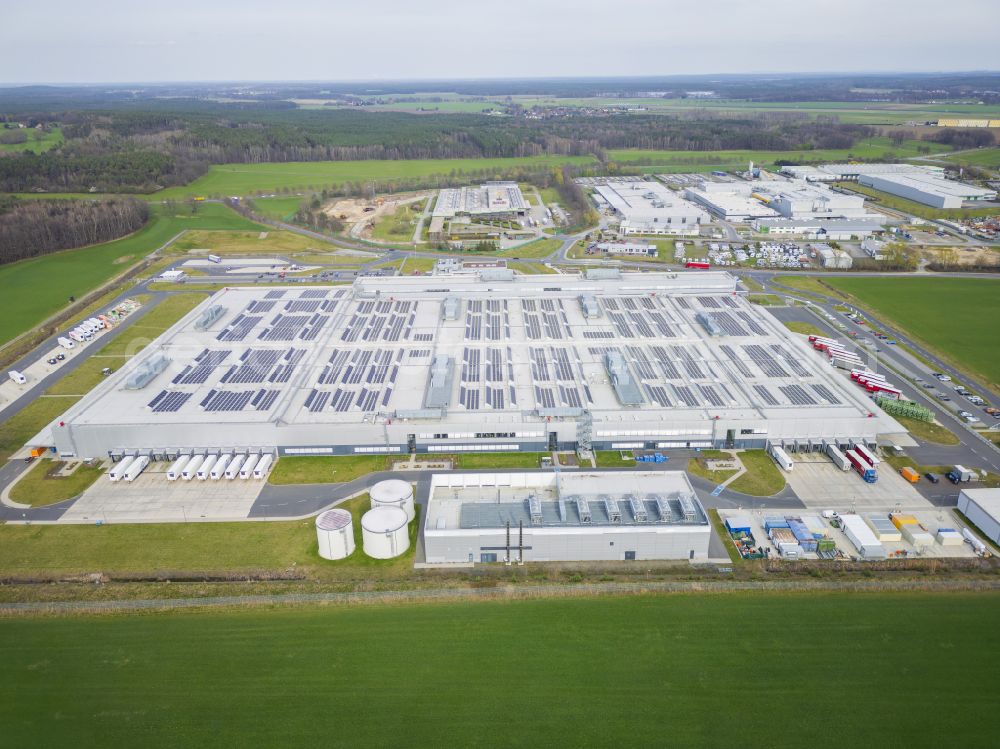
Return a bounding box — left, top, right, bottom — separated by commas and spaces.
769, 445, 793, 472
253, 454, 273, 479
123, 456, 150, 482
166, 455, 190, 481
108, 455, 136, 482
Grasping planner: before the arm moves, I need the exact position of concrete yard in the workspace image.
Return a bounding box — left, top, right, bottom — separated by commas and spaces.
785, 453, 932, 512
59, 463, 265, 523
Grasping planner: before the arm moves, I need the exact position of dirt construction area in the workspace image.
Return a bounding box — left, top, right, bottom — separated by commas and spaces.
322, 192, 432, 240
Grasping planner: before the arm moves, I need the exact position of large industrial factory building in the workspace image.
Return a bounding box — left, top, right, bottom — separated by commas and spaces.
423, 471, 712, 564
41, 271, 905, 462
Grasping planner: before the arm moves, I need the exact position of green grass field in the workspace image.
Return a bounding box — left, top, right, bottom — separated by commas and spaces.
0, 203, 260, 347
156, 155, 598, 200
941, 147, 1000, 170
8, 459, 103, 506
606, 138, 949, 172
1, 593, 998, 747
822, 277, 1000, 389
249, 195, 304, 221
0, 127, 64, 154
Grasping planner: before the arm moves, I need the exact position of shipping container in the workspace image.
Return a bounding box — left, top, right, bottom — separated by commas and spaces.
936, 528, 964, 546
770, 527, 796, 545
865, 514, 902, 542
764, 516, 790, 533
902, 524, 934, 547
725, 516, 753, 534
840, 513, 887, 559
891, 513, 919, 530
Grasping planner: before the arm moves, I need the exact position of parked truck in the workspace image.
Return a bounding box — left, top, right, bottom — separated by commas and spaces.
854, 443, 880, 468
846, 449, 878, 483
825, 443, 850, 471
947, 465, 976, 484
769, 445, 793, 472
7, 370, 27, 385
900, 466, 920, 483
208, 254, 222, 263
57, 336, 75, 350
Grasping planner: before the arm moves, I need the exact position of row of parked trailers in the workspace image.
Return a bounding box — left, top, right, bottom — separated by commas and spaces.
167, 453, 273, 481
807, 336, 903, 400
107, 454, 273, 482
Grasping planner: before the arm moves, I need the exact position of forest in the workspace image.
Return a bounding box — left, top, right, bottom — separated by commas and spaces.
0, 104, 885, 193
0, 197, 148, 265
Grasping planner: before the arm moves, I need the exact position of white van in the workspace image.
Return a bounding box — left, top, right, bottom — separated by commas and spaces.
7, 370, 27, 385
57, 337, 75, 350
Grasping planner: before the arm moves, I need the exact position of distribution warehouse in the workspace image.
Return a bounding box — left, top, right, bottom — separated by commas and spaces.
594, 180, 709, 235
37, 271, 906, 461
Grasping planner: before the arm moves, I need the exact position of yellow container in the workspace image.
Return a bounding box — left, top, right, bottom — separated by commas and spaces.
891, 514, 919, 530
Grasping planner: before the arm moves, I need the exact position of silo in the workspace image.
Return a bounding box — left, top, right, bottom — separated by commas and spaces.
361, 506, 409, 559
315, 508, 355, 561
369, 479, 415, 522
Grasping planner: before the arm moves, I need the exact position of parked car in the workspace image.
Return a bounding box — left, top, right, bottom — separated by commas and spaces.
924, 473, 940, 484
46, 357, 57, 365
56, 353, 65, 361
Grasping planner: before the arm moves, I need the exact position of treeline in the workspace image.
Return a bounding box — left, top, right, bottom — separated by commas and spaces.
0, 104, 884, 193
0, 197, 148, 265
924, 128, 996, 150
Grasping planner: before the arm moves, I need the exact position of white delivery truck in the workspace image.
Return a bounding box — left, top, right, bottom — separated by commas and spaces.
208, 254, 222, 263
57, 337, 75, 350
7, 370, 27, 385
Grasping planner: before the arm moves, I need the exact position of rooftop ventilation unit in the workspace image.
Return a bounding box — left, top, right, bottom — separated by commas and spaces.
578, 294, 602, 319
577, 497, 592, 524
194, 305, 226, 331
605, 352, 644, 406
696, 312, 723, 337
442, 296, 461, 320
604, 497, 621, 524
627, 495, 647, 523
653, 495, 672, 521
528, 495, 543, 525
424, 356, 454, 409
124, 352, 171, 390
558, 497, 567, 522
678, 493, 698, 522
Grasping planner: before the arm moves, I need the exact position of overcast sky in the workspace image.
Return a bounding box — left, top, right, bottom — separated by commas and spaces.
3, 0, 999, 84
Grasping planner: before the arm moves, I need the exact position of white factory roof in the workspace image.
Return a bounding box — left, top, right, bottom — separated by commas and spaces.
959, 488, 1000, 517
432, 182, 527, 218
861, 172, 996, 201
425, 470, 706, 532
55, 272, 902, 437
781, 163, 946, 181
596, 180, 709, 221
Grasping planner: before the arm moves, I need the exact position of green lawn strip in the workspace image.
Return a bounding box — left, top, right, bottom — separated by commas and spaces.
0, 202, 261, 347
8, 459, 103, 506
707, 509, 743, 564
686, 458, 738, 485
594, 450, 635, 468
250, 196, 304, 221
94, 294, 206, 357
0, 397, 78, 462
498, 238, 562, 258
268, 455, 394, 485
941, 147, 1000, 170
893, 415, 961, 446
155, 156, 598, 200
782, 320, 826, 336
726, 450, 786, 496
2, 594, 999, 746
739, 275, 765, 292
748, 294, 785, 306
43, 356, 131, 396
821, 277, 1000, 391
454, 452, 547, 469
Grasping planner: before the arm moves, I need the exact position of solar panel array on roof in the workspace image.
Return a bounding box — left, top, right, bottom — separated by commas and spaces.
247, 300, 276, 314
771, 344, 810, 377
753, 384, 780, 406
671, 346, 704, 378
743, 344, 788, 378
300, 289, 329, 299
200, 389, 255, 412
251, 388, 280, 411
217, 314, 261, 342
260, 314, 311, 341
709, 311, 744, 336
698, 384, 725, 407
265, 290, 286, 299
737, 311, 767, 336
812, 384, 841, 405
148, 390, 192, 413
719, 345, 754, 378
779, 384, 817, 406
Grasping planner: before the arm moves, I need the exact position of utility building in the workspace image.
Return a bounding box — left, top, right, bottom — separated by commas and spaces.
595, 180, 709, 235
423, 471, 712, 564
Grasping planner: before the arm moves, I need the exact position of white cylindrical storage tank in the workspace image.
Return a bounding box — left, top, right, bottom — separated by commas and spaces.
253, 454, 273, 479
109, 455, 135, 482
369, 479, 415, 522
225, 454, 245, 479
240, 455, 259, 479
182, 455, 203, 480
167, 455, 190, 481
361, 506, 409, 559
316, 508, 355, 560
197, 455, 217, 480
123, 456, 150, 482
210, 454, 232, 480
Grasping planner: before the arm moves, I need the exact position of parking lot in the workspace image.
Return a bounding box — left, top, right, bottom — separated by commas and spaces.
59, 462, 266, 524
785, 453, 933, 511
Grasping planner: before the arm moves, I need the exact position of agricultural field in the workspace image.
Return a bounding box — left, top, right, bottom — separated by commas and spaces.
2, 593, 999, 747
155, 155, 598, 200
822, 277, 1000, 389
606, 138, 950, 172
0, 127, 64, 154
169, 229, 329, 257
0, 203, 261, 347
940, 147, 1000, 170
